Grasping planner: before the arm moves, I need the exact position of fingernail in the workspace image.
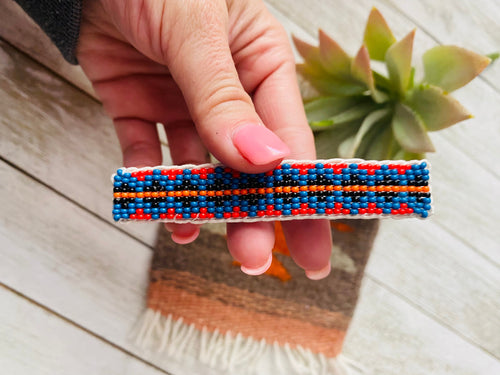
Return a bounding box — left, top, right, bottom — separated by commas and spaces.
240, 253, 273, 276
232, 123, 290, 165
305, 261, 331, 280
171, 226, 200, 244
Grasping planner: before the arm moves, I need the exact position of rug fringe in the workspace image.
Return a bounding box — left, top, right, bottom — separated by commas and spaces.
134, 309, 365, 375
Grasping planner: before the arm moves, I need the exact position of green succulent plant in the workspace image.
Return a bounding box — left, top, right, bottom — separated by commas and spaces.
293, 8, 491, 160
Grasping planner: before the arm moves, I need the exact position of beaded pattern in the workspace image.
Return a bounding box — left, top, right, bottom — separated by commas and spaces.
112, 159, 432, 223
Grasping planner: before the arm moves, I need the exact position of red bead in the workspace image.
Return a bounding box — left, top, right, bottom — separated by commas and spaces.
335, 203, 342, 209
191, 213, 198, 219
274, 210, 282, 216
266, 205, 274, 211
359, 209, 367, 214
200, 174, 207, 179
232, 212, 240, 218
223, 212, 231, 218
136, 208, 144, 215
308, 208, 316, 215
291, 209, 299, 215
233, 207, 240, 212
208, 213, 215, 218
200, 168, 207, 174
367, 209, 375, 214
391, 209, 399, 215
325, 209, 333, 214
342, 209, 350, 215
333, 208, 341, 214
200, 207, 207, 213
266, 210, 274, 216
145, 214, 152, 220
400, 203, 408, 209
257, 211, 265, 217
159, 214, 167, 219
299, 208, 308, 215
375, 208, 383, 214
167, 214, 175, 219
407, 208, 414, 214
240, 212, 248, 218
130, 214, 137, 220
300, 203, 308, 209
208, 168, 215, 174
176, 214, 183, 219
368, 203, 376, 209
199, 213, 207, 219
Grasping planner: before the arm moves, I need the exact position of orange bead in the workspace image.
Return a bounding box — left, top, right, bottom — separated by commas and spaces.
283, 186, 291, 193
168, 192, 175, 197
224, 190, 231, 195
360, 185, 367, 191
300, 186, 308, 191
151, 192, 159, 198
333, 186, 341, 191
423, 186, 430, 192
240, 189, 248, 195
344, 186, 352, 192
326, 185, 334, 191
190, 191, 198, 196
233, 189, 240, 195
175, 191, 182, 197
208, 191, 215, 196
215, 191, 223, 196
113, 192, 121, 198
144, 192, 151, 197
258, 188, 266, 194
309, 185, 317, 192
408, 186, 416, 192
266, 188, 274, 194
275, 187, 283, 193
249, 188, 257, 194
317, 185, 325, 191
137, 192, 144, 198
159, 192, 167, 197
199, 190, 207, 196
291, 187, 300, 193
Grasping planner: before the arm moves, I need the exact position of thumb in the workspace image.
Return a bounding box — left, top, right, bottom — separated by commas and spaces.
161, 2, 290, 172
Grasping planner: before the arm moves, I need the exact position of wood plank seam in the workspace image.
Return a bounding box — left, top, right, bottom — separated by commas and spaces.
0, 282, 172, 375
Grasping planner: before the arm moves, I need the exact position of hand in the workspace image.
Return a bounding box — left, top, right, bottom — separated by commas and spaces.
77, 0, 332, 279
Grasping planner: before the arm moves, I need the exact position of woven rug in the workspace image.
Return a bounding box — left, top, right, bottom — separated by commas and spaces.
136, 219, 379, 375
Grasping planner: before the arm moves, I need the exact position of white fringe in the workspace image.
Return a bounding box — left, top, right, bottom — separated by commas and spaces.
134, 309, 366, 375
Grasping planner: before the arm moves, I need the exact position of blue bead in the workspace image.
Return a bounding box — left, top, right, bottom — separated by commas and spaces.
350, 209, 358, 215
284, 204, 291, 210
333, 190, 342, 196
361, 203, 368, 208
368, 197, 377, 203
335, 197, 344, 203
420, 162, 427, 169
136, 203, 144, 209
343, 203, 351, 209
309, 203, 317, 208
383, 208, 391, 214
309, 196, 318, 203
275, 204, 283, 210
299, 191, 308, 197
384, 203, 392, 209
299, 180, 307, 186
342, 174, 350, 180
114, 175, 122, 181
124, 172, 131, 178
423, 197, 431, 204
392, 203, 400, 209
117, 169, 124, 176
144, 208, 152, 214
333, 179, 341, 185
317, 208, 325, 214
120, 214, 129, 219
376, 203, 384, 208
291, 169, 299, 175
292, 197, 300, 203
249, 212, 257, 217
282, 163, 291, 169
424, 204, 432, 211
344, 197, 352, 203
300, 197, 308, 203
381, 164, 389, 170
215, 213, 224, 219
326, 202, 335, 209
113, 204, 121, 209
283, 210, 292, 215
421, 211, 429, 218
360, 196, 368, 203
352, 203, 360, 209
318, 202, 326, 209
292, 203, 300, 209
113, 209, 121, 215
326, 196, 335, 203
113, 182, 122, 187
192, 208, 200, 213
258, 205, 266, 210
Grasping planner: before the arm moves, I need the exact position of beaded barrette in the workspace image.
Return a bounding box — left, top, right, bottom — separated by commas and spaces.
112, 159, 432, 223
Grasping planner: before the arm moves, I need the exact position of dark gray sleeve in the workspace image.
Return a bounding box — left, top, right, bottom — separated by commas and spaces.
13, 0, 83, 64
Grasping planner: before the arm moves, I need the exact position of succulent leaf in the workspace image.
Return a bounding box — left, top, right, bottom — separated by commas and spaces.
423, 46, 491, 92
318, 29, 351, 78
351, 46, 388, 103
314, 122, 360, 159
297, 64, 366, 96
338, 135, 356, 158
328, 102, 380, 126
392, 103, 435, 153
292, 35, 322, 67
305, 96, 361, 122
348, 108, 391, 157
364, 7, 397, 61
406, 85, 472, 131
363, 126, 394, 160
385, 30, 416, 94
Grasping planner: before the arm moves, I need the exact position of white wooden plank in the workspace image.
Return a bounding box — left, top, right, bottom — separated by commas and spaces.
265, 0, 500, 263
383, 0, 500, 91
1, 160, 498, 374
367, 219, 500, 356
0, 286, 167, 375
0, 38, 166, 247
344, 279, 500, 375
0, 0, 96, 98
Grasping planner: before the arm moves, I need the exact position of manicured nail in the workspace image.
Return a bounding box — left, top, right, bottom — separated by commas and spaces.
232, 123, 290, 165
240, 253, 273, 276
305, 261, 331, 280
171, 225, 200, 244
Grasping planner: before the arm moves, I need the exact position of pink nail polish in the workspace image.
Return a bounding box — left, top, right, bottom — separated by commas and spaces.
240, 254, 273, 276
232, 123, 290, 165
305, 261, 331, 280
